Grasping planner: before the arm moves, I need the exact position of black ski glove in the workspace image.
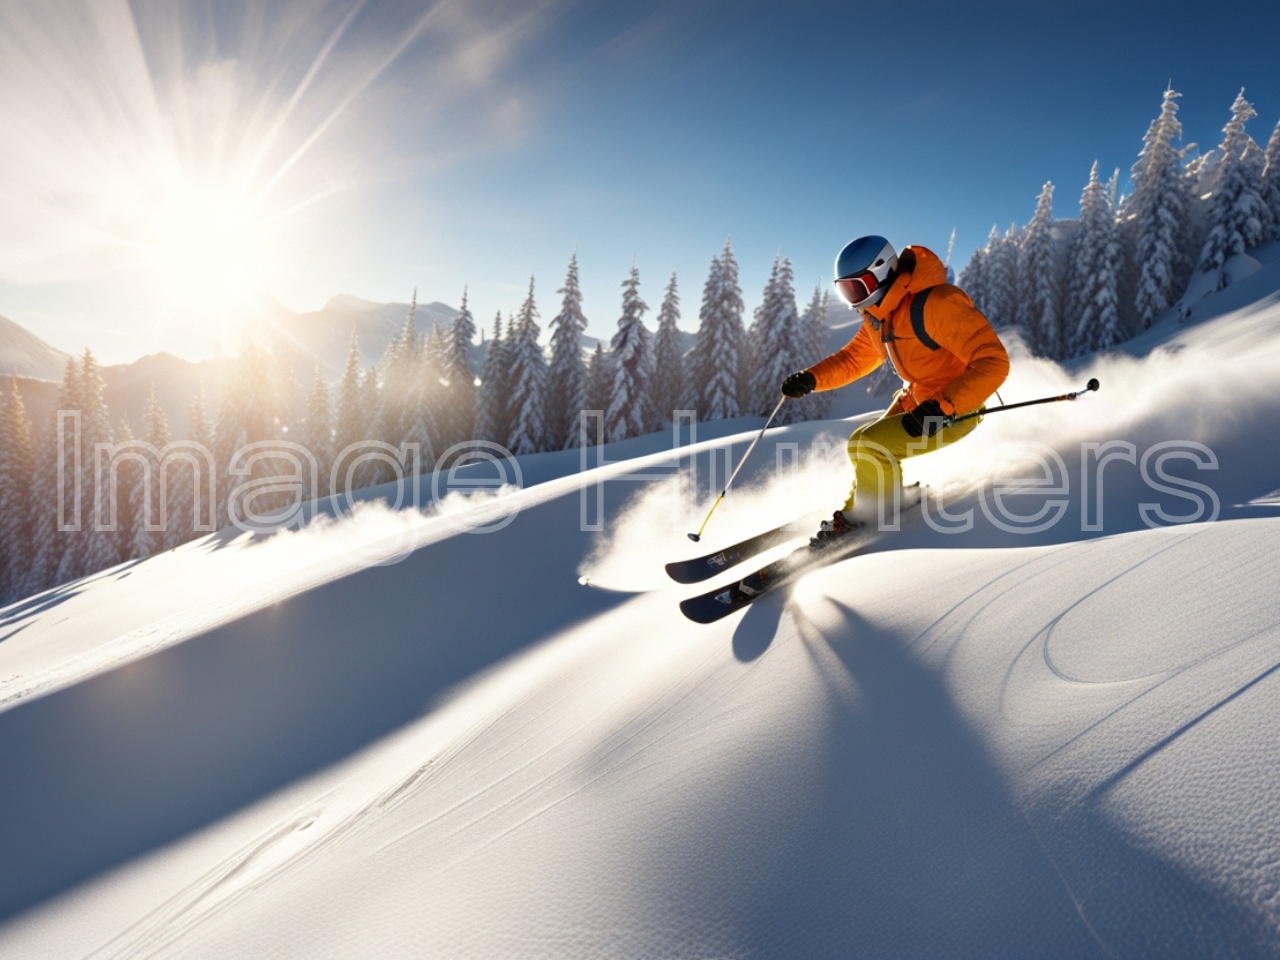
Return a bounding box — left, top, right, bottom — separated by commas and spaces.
902, 399, 951, 439
781, 370, 816, 398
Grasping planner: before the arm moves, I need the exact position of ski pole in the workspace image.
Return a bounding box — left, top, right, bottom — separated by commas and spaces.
950, 378, 1100, 425
688, 395, 787, 542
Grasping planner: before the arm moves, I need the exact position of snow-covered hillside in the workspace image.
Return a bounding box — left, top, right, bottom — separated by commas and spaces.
3, 255, 1280, 958
0, 313, 69, 381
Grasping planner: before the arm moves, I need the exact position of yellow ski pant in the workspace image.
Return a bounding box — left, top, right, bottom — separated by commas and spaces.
842, 411, 981, 514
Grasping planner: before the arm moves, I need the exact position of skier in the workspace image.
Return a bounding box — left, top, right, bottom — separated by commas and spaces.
781, 236, 1009, 546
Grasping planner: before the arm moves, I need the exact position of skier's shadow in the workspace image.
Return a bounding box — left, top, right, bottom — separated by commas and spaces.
730, 590, 789, 662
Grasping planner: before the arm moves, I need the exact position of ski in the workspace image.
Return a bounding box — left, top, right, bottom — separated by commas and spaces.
664, 519, 807, 584
679, 490, 924, 624
679, 536, 868, 623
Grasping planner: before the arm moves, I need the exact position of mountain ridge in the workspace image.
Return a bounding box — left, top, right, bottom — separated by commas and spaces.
0, 312, 70, 381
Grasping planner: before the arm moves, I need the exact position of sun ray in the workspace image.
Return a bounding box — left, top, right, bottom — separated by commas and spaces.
255, 1, 447, 202
246, 0, 370, 186
266, 184, 350, 226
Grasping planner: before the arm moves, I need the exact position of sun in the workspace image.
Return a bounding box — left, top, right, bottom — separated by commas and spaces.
146, 181, 271, 315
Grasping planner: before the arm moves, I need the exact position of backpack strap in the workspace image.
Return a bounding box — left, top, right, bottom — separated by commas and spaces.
909, 286, 941, 351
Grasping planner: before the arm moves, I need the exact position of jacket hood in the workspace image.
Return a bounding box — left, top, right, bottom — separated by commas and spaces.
864, 245, 948, 320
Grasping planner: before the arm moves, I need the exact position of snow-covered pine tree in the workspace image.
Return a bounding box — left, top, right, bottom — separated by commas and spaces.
1019, 182, 1063, 356
744, 256, 778, 415
444, 288, 478, 449
1129, 87, 1194, 328
334, 330, 365, 473
985, 224, 1022, 330
1261, 116, 1280, 241
27, 360, 79, 594
0, 376, 35, 603
768, 256, 805, 425
107, 415, 143, 563
297, 365, 333, 502
976, 226, 1003, 320
586, 337, 613, 405
693, 238, 745, 421
545, 253, 591, 449
1067, 161, 1124, 356
721, 240, 750, 414
379, 292, 424, 456
144, 389, 177, 542
815, 290, 836, 415
582, 341, 612, 445
747, 254, 803, 422
506, 280, 548, 455
1197, 90, 1271, 287
212, 360, 236, 526
404, 320, 441, 474
1107, 162, 1143, 333
1005, 223, 1028, 330
213, 349, 240, 525
975, 226, 1003, 324
126, 388, 172, 559
394, 294, 420, 444
423, 319, 449, 447
425, 318, 448, 388
1065, 167, 1101, 340
1243, 125, 1268, 196
475, 312, 510, 448
42, 354, 88, 581
944, 228, 957, 284
605, 262, 651, 443
81, 355, 115, 576
793, 285, 834, 421
649, 272, 685, 432
356, 364, 393, 488
1181, 146, 1215, 265
215, 340, 292, 523
686, 255, 716, 397
58, 350, 116, 583
166, 385, 214, 547
958, 245, 989, 316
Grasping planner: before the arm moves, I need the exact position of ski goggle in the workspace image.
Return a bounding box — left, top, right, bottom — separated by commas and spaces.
835, 270, 879, 306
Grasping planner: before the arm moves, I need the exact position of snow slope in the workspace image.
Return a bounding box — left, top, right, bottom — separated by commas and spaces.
0, 313, 70, 381
4, 266, 1280, 957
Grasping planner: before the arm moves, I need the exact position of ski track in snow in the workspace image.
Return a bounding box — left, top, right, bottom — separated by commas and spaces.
80, 594, 781, 959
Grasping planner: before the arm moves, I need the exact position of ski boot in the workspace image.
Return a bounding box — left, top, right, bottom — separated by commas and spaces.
736, 565, 775, 598
809, 509, 862, 550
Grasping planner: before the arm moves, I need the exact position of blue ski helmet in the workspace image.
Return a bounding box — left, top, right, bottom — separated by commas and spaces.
834, 236, 897, 308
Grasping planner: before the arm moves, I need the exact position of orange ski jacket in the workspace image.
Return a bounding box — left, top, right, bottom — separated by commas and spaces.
808, 245, 1009, 417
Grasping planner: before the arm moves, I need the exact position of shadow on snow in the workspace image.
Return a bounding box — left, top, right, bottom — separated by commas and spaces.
0, 494, 624, 923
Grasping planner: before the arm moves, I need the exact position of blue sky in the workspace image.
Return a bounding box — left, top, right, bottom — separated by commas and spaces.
1, 0, 1278, 364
